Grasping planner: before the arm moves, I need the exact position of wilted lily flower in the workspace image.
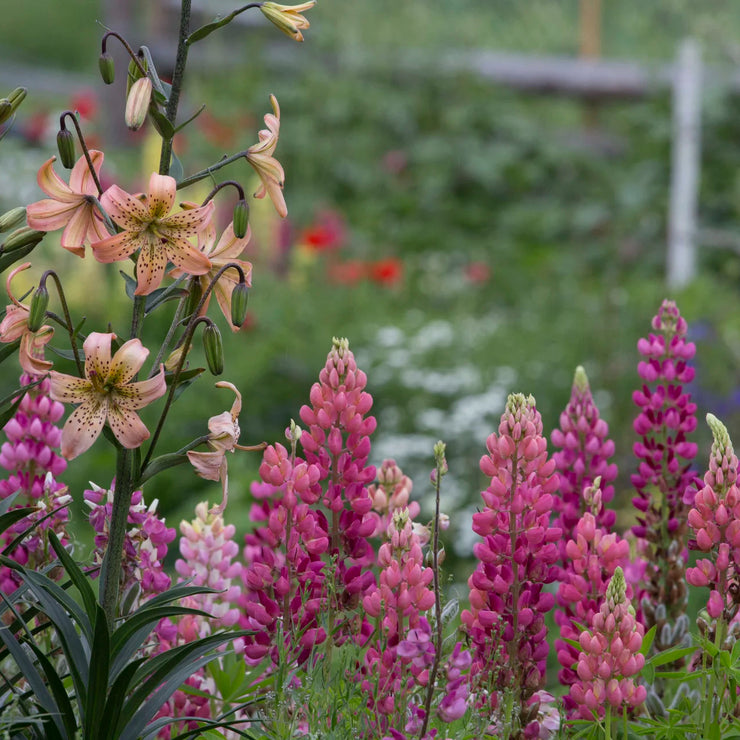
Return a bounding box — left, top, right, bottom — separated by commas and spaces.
188, 382, 263, 513
0, 262, 54, 376
245, 95, 287, 218
49, 332, 166, 459
26, 151, 108, 257
91, 173, 214, 295
260, 1, 315, 42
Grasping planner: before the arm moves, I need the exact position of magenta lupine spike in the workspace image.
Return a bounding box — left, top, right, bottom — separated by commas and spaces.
551, 366, 618, 553
569, 567, 647, 720
84, 482, 175, 607
360, 505, 436, 734
554, 478, 632, 711
298, 337, 378, 636
0, 375, 70, 592
461, 393, 561, 737
631, 300, 698, 641
686, 414, 740, 625
239, 434, 329, 666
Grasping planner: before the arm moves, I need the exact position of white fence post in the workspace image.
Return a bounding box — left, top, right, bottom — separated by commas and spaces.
667, 39, 702, 289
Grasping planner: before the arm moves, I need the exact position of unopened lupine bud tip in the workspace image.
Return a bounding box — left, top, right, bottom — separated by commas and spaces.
707, 413, 733, 457
573, 365, 589, 393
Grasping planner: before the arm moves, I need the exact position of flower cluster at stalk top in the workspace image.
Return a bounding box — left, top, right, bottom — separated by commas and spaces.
570, 566, 646, 719
686, 413, 740, 620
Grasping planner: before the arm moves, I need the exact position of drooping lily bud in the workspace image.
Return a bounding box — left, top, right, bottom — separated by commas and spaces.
28, 283, 49, 332
0, 87, 26, 124
0, 99, 11, 125
125, 77, 152, 131
99, 52, 115, 85
232, 198, 249, 239
203, 323, 224, 376
230, 281, 249, 328
56, 129, 76, 169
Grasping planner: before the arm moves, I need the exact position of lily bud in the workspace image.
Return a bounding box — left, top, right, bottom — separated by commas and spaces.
0, 100, 11, 126
203, 323, 224, 376
28, 284, 49, 332
99, 52, 115, 84
56, 129, 76, 169
164, 344, 190, 372
230, 281, 249, 328
125, 77, 152, 131
0, 207, 26, 233
1, 227, 45, 253
232, 199, 249, 239
184, 278, 203, 319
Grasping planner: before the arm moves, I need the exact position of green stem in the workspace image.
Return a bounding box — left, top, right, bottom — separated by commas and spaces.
147, 290, 189, 378
41, 270, 84, 376
176, 151, 250, 190
605, 704, 612, 739
159, 0, 192, 175
100, 446, 134, 624
59, 111, 104, 197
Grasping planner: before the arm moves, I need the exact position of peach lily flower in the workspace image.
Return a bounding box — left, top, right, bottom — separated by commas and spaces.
26, 151, 108, 257
188, 382, 263, 513
49, 332, 166, 459
245, 95, 287, 218
260, 2, 315, 42
0, 262, 54, 376
91, 173, 214, 295
170, 220, 253, 331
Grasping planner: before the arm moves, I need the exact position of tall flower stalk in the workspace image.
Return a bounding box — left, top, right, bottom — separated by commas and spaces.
631, 300, 697, 659
461, 393, 561, 739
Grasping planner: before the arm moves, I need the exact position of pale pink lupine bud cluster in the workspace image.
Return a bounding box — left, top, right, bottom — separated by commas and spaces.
570, 567, 646, 719
686, 414, 740, 620
0, 375, 70, 592
154, 502, 245, 739
84, 482, 175, 604
632, 300, 698, 538
239, 436, 329, 665
360, 505, 435, 731
555, 478, 632, 710
298, 337, 377, 631
551, 366, 617, 554
461, 393, 560, 737
368, 458, 419, 537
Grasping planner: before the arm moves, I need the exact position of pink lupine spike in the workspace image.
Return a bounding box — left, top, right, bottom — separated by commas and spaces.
461, 393, 561, 735
569, 567, 647, 720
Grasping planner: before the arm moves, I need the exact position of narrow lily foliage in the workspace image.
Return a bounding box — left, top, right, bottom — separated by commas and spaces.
0, 262, 54, 377
49, 332, 166, 458
26, 151, 108, 256
245, 95, 287, 218
91, 172, 214, 295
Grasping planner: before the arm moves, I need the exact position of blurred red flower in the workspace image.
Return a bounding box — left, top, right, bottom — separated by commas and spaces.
369, 257, 403, 286
301, 209, 346, 252
464, 261, 491, 284
328, 260, 366, 285
70, 89, 98, 121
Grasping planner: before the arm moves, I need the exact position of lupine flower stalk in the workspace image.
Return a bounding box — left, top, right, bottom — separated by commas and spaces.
631, 300, 697, 653
554, 478, 632, 711
239, 424, 329, 666
360, 504, 435, 736
569, 566, 647, 730
461, 393, 561, 739
0, 374, 70, 592
687, 414, 740, 641
551, 366, 618, 558
298, 337, 377, 642
154, 502, 245, 738
84, 482, 175, 609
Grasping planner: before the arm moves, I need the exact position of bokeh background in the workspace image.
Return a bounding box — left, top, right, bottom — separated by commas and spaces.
3, 0, 740, 581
